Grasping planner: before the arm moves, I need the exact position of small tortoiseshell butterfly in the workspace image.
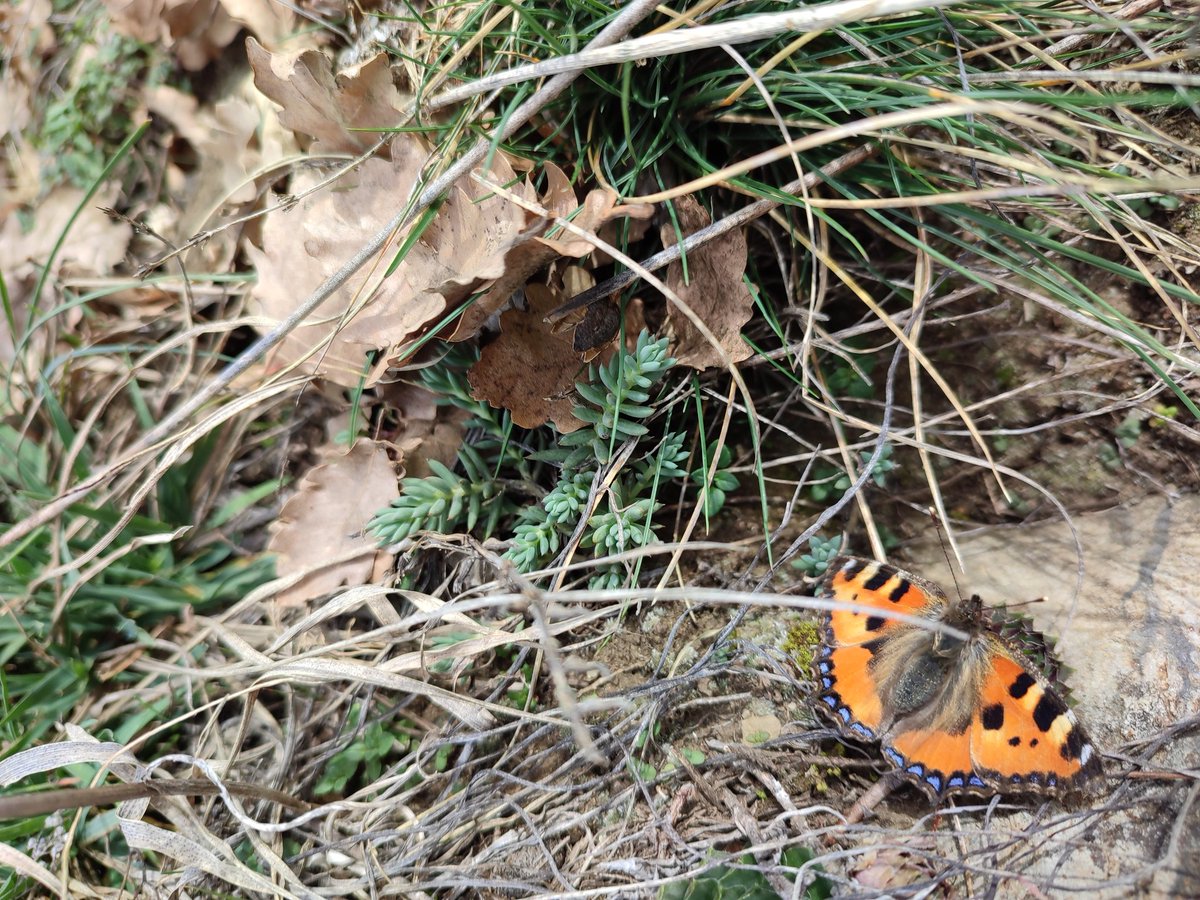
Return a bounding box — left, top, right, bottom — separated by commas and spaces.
814, 556, 1103, 799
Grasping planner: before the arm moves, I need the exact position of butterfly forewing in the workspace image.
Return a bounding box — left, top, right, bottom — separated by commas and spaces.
968, 650, 1102, 792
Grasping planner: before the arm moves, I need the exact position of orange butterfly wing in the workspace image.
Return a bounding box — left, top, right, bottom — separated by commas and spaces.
968, 650, 1101, 792
815, 556, 1102, 799
815, 558, 948, 739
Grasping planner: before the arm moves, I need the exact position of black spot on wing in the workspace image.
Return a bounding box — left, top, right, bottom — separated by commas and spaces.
865, 616, 886, 633
888, 580, 911, 604
861, 638, 885, 657
864, 569, 892, 591
1063, 725, 1088, 761
1033, 693, 1067, 732
842, 559, 869, 580
981, 703, 1005, 731
1008, 736, 1021, 747
1008, 672, 1036, 699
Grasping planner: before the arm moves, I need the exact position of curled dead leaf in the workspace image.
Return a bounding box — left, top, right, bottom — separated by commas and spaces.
247, 39, 408, 156
448, 166, 654, 341
246, 142, 531, 386
105, 0, 241, 70
106, 0, 297, 69
661, 194, 753, 371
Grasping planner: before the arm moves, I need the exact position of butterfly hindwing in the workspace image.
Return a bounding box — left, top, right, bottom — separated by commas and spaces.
885, 725, 988, 797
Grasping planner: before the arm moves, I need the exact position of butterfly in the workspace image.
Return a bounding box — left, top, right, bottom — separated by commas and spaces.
814, 556, 1103, 800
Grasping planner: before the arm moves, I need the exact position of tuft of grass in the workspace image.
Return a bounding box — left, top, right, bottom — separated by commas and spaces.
0, 423, 275, 759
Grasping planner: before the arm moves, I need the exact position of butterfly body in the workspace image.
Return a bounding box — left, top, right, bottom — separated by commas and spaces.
815, 556, 1102, 800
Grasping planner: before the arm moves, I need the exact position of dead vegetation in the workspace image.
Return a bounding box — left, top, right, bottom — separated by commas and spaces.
2, 0, 1200, 896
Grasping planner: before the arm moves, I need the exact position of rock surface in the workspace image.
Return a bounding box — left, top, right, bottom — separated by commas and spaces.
885, 494, 1200, 897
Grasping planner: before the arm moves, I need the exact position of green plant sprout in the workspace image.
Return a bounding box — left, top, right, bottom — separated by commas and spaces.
793, 535, 843, 576
37, 20, 162, 187
315, 713, 408, 797
658, 846, 831, 900
808, 444, 896, 503
371, 330, 743, 589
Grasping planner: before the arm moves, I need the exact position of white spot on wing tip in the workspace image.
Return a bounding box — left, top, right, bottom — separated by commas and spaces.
1080, 744, 1093, 765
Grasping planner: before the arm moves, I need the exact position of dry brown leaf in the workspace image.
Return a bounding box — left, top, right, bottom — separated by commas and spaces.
245, 148, 433, 384
0, 186, 130, 278
0, 0, 53, 136
145, 80, 297, 271
467, 283, 586, 431
448, 166, 654, 341
105, 0, 294, 69
267, 439, 400, 609
105, 0, 240, 70
246, 142, 530, 385
243, 45, 651, 378
375, 380, 467, 479
1, 186, 132, 372
660, 194, 753, 370
0, 0, 53, 56
102, 0, 169, 43
147, 85, 263, 208
218, 0, 295, 51
247, 39, 408, 155
849, 840, 948, 893
537, 188, 655, 258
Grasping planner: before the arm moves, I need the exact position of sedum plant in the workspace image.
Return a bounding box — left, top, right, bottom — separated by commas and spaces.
370, 331, 740, 588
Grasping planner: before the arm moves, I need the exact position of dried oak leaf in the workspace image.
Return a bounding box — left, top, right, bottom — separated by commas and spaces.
146, 80, 296, 272
104, 0, 241, 70
448, 165, 654, 341
246, 142, 531, 386
247, 38, 407, 155
468, 283, 585, 431
267, 439, 400, 609
660, 194, 753, 370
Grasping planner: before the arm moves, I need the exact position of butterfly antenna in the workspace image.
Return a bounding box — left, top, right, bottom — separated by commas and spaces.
928, 506, 967, 601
